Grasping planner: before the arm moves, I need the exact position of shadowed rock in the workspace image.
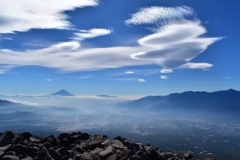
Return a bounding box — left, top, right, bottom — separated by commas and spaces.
0, 130, 204, 160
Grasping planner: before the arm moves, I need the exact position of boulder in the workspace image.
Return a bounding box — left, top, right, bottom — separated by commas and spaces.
21, 132, 32, 139
2, 155, 19, 160
37, 146, 54, 160
0, 130, 198, 160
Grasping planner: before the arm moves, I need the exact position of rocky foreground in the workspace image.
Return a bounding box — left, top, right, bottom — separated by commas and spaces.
0, 130, 211, 160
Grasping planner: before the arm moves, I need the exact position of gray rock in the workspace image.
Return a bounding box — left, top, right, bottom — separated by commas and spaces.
0, 131, 14, 147
106, 153, 118, 160
0, 150, 4, 157
1, 155, 20, 160
37, 146, 54, 160
91, 134, 107, 141
49, 148, 61, 160
184, 153, 193, 159
74, 145, 84, 154
58, 133, 69, 141
0, 144, 13, 152
29, 136, 41, 143
90, 147, 104, 155
22, 132, 32, 139
78, 140, 90, 149
82, 152, 94, 160
56, 147, 68, 156
14, 144, 38, 158
21, 156, 33, 160
117, 149, 134, 160
88, 140, 105, 150
0, 131, 197, 160
39, 142, 51, 151
100, 146, 115, 157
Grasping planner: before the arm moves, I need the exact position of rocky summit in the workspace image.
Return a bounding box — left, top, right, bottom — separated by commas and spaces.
0, 130, 213, 160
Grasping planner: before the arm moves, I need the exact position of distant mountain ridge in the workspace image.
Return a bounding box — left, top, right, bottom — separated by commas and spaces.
50, 89, 74, 96
0, 99, 15, 106
124, 89, 240, 112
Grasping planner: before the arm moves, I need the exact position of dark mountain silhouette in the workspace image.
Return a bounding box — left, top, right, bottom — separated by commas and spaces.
50, 89, 74, 96
124, 89, 240, 112
0, 99, 15, 106
0, 111, 42, 120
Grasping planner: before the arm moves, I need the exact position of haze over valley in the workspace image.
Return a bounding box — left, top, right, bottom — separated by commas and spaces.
1, 89, 240, 159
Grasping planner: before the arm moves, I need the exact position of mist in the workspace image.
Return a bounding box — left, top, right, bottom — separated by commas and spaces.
1, 93, 240, 160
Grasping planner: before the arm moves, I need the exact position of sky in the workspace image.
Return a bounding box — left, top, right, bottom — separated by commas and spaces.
0, 0, 239, 96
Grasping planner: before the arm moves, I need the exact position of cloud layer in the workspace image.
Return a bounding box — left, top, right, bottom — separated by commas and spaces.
0, 0, 98, 33
0, 5, 222, 75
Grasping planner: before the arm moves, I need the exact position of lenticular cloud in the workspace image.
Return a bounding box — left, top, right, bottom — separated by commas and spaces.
127, 5, 223, 71
131, 22, 222, 69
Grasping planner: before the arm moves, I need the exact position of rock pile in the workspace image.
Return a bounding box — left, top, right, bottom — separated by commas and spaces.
0, 130, 199, 160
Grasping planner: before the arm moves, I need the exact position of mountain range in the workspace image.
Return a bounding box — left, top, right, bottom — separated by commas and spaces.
123, 89, 240, 112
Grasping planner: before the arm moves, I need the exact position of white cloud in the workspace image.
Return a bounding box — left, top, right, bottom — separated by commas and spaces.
0, 0, 98, 33
160, 76, 169, 79
126, 6, 196, 25
114, 78, 146, 83
138, 79, 146, 82
0, 65, 16, 74
74, 76, 93, 79
125, 71, 135, 74
44, 41, 81, 52
0, 5, 222, 75
73, 29, 113, 40
180, 62, 213, 69
131, 22, 222, 70
160, 69, 172, 73
0, 42, 150, 72
115, 78, 137, 81
0, 22, 220, 74
46, 79, 52, 81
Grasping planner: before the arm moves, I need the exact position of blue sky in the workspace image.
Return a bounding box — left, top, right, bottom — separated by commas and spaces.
0, 0, 239, 96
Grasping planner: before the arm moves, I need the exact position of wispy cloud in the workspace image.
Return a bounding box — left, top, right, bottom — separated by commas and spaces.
160, 76, 169, 79
73, 29, 113, 40
114, 78, 146, 83
0, 5, 222, 75
160, 69, 173, 73
46, 79, 52, 81
138, 79, 146, 82
125, 71, 135, 74
74, 76, 93, 79
125, 6, 197, 25
0, 65, 16, 74
0, 0, 98, 33
0, 22, 220, 73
